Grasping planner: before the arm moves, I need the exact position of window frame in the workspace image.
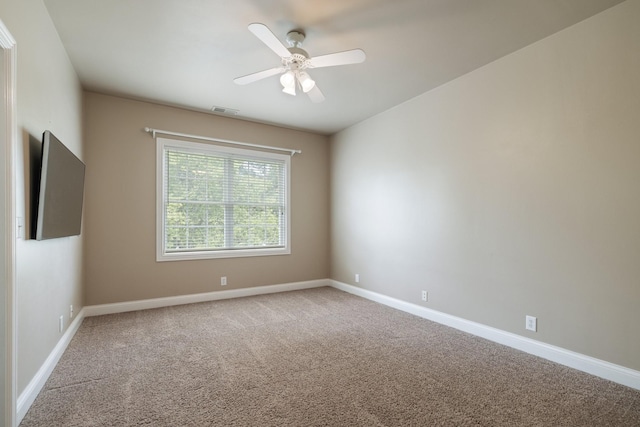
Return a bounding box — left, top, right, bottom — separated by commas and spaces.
156, 137, 291, 262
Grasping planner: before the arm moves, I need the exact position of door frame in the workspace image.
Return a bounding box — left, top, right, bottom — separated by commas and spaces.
0, 18, 18, 427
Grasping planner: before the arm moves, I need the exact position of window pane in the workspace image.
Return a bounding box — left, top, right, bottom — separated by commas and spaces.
207, 227, 224, 248
207, 205, 224, 227
166, 226, 187, 251
188, 227, 208, 249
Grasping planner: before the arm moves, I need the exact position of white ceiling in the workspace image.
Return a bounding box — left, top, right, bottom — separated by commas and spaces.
44, 0, 624, 135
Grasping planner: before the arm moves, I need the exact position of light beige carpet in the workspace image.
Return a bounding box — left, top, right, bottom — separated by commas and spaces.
20, 287, 640, 426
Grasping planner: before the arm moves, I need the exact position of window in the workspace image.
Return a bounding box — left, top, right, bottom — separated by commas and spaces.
156, 138, 290, 261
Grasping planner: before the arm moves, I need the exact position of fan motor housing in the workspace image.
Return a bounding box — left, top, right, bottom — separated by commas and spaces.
284, 30, 310, 68
283, 52, 310, 69
289, 48, 309, 59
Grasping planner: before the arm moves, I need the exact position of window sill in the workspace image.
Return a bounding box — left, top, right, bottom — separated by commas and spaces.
156, 247, 290, 262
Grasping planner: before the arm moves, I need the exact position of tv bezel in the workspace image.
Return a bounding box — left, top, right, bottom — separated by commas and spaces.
35, 130, 86, 240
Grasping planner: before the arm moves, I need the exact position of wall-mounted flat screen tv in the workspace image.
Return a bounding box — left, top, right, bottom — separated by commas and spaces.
35, 131, 85, 240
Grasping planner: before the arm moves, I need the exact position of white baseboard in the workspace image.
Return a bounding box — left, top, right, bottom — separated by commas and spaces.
17, 307, 87, 423
329, 280, 640, 391
84, 279, 330, 317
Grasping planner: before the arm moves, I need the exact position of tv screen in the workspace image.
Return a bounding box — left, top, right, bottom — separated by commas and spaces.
35, 131, 85, 240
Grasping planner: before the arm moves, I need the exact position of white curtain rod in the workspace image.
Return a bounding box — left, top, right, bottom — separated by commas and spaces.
144, 127, 302, 156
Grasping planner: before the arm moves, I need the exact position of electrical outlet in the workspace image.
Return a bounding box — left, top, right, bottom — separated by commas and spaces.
355, 274, 360, 283
59, 315, 64, 333
526, 315, 537, 332
221, 276, 227, 286
421, 290, 428, 302
70, 305, 74, 319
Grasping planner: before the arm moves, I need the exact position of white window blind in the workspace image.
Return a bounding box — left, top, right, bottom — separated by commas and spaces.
156, 138, 290, 261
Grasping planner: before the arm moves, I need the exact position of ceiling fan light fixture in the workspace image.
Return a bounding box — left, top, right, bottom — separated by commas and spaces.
280, 70, 295, 88
282, 84, 296, 96
298, 71, 316, 93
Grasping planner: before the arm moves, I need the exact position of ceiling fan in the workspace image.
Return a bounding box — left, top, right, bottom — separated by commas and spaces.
234, 23, 366, 103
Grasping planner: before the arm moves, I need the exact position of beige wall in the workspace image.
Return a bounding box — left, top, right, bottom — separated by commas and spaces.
83, 93, 330, 305
0, 0, 84, 394
331, 0, 640, 371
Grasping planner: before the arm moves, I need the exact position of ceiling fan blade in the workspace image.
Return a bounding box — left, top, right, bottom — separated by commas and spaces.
307, 85, 325, 103
309, 49, 366, 68
233, 67, 285, 85
248, 23, 291, 58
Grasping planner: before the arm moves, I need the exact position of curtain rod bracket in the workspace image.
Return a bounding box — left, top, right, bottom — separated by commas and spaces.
143, 127, 156, 139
